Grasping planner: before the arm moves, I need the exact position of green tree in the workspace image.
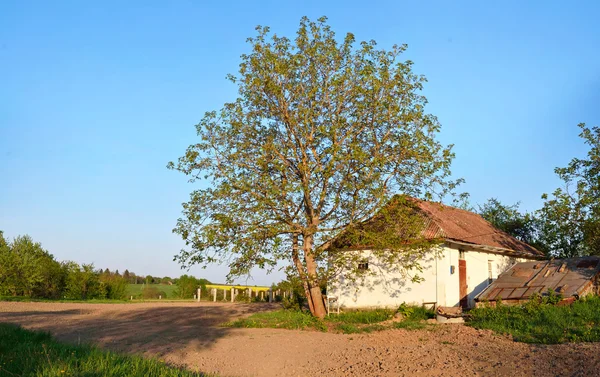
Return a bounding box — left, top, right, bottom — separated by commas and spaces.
175, 275, 203, 299
169, 17, 460, 317
63, 262, 103, 300
0, 235, 63, 298
478, 198, 547, 253
537, 124, 600, 258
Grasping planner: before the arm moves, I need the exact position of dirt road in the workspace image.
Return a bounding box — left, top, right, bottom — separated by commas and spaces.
1, 302, 599, 377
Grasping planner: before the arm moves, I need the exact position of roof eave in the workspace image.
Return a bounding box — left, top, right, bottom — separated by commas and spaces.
443, 239, 546, 260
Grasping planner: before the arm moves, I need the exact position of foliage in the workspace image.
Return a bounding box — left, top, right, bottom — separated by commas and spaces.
0, 234, 64, 298
100, 271, 128, 300
141, 286, 167, 299
537, 123, 600, 258
0, 232, 172, 301
397, 303, 435, 321
478, 198, 548, 253
0, 323, 211, 377
467, 296, 600, 344
169, 16, 461, 318
62, 262, 103, 300
274, 276, 307, 310
175, 275, 208, 299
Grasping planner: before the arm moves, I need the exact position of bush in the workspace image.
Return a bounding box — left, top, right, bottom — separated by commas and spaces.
141, 286, 167, 299
397, 303, 435, 321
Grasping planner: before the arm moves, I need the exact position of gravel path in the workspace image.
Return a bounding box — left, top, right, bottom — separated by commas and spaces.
1, 302, 599, 377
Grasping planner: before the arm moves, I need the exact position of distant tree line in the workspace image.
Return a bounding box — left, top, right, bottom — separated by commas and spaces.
0, 233, 127, 300
0, 232, 215, 301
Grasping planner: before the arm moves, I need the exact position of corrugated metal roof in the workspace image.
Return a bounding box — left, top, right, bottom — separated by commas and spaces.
331, 196, 544, 258
476, 256, 600, 302
414, 199, 543, 257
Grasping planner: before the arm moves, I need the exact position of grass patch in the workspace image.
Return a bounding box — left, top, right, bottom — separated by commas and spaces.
0, 296, 129, 303
225, 310, 327, 331
226, 305, 434, 334
126, 284, 179, 298
0, 323, 211, 376
467, 296, 600, 344
331, 309, 394, 324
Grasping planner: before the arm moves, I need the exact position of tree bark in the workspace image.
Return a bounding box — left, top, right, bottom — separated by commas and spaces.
303, 235, 328, 319
291, 234, 315, 315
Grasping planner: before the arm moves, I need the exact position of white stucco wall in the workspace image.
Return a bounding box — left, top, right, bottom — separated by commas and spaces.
327, 243, 532, 309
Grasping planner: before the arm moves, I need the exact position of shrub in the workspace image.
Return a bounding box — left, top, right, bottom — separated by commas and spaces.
141, 286, 166, 299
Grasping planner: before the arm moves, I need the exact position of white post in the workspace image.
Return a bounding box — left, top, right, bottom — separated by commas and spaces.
247, 288, 251, 298
231, 288, 234, 302
268, 289, 273, 303
213, 288, 217, 302
159, 295, 162, 300
223, 289, 227, 301
260, 291, 264, 300
194, 294, 196, 300
197, 288, 201, 302
130, 296, 133, 300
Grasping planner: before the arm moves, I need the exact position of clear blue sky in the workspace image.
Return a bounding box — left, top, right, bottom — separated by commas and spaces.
1, 1, 599, 284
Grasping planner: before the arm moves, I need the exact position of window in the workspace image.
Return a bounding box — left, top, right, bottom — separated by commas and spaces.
358, 261, 369, 271
488, 260, 493, 284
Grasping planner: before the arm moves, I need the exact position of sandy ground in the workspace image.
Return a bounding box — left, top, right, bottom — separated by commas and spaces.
1, 302, 600, 377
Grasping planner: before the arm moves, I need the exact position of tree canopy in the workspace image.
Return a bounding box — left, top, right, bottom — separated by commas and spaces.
169, 16, 461, 317
538, 123, 600, 258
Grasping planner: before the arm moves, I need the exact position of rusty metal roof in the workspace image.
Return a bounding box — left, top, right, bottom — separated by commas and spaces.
330, 196, 544, 258
414, 200, 544, 257
476, 256, 600, 302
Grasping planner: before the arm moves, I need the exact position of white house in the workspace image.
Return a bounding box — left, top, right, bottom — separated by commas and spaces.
327, 198, 545, 309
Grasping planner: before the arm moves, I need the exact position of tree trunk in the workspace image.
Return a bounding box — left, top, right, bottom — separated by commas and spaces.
303, 235, 327, 319
291, 234, 315, 314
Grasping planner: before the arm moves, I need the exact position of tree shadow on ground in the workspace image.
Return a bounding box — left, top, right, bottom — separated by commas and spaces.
0, 302, 277, 356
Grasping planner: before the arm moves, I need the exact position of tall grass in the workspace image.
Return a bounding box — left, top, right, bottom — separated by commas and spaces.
467, 296, 600, 344
0, 323, 212, 376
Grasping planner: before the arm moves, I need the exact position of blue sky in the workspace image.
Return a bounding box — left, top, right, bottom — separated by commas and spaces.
1, 1, 599, 284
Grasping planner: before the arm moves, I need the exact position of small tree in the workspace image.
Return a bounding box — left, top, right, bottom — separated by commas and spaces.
538, 123, 600, 257
478, 198, 547, 254
170, 17, 460, 317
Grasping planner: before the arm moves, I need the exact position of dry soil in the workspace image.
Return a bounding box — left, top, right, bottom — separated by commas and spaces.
1, 301, 599, 377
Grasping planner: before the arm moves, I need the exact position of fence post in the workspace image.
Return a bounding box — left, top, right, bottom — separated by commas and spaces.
213, 288, 217, 302
231, 288, 235, 302
268, 289, 273, 303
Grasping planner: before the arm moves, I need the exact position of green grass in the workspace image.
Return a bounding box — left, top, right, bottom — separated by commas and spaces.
126, 284, 179, 298
467, 296, 600, 344
225, 309, 327, 331
0, 323, 212, 377
225, 306, 434, 334
0, 296, 129, 303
